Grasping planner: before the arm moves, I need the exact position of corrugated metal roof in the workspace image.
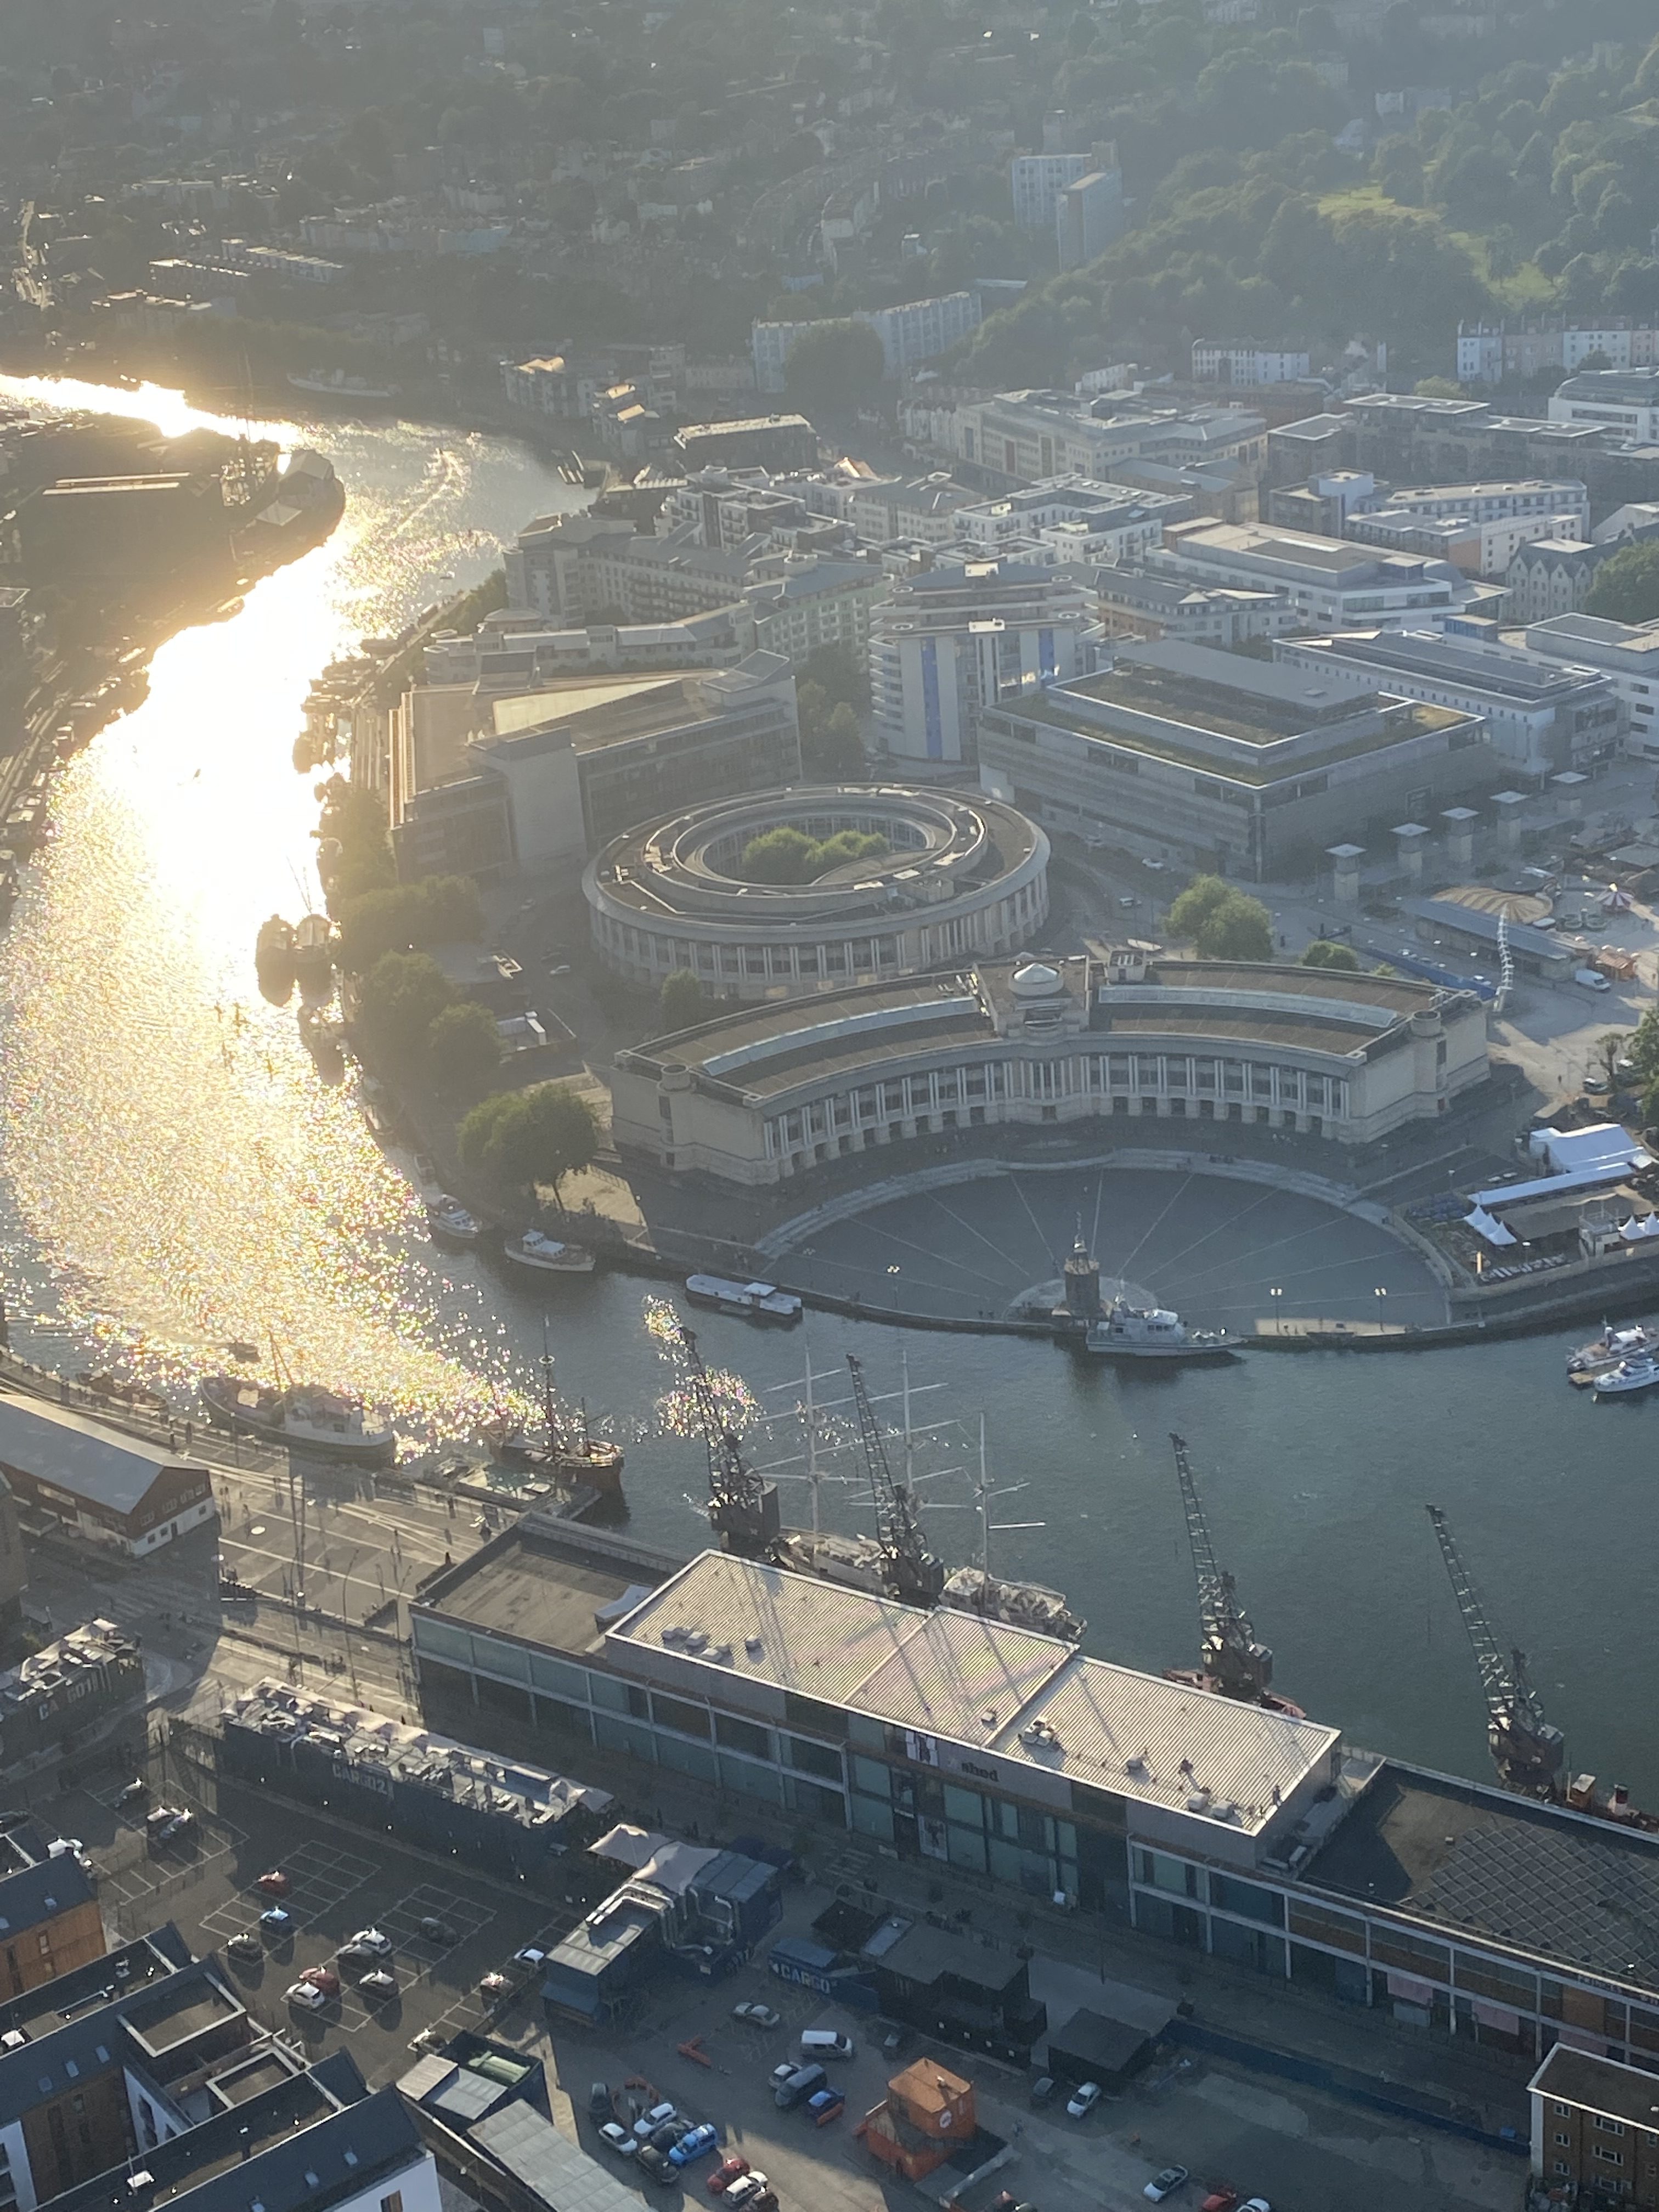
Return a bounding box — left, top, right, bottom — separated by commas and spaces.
0, 1395, 201, 1514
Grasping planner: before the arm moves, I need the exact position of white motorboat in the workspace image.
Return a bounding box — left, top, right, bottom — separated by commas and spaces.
1083, 1299, 1234, 1361
684, 1274, 802, 1325
1593, 1351, 1659, 1396
503, 1229, 596, 1275
426, 1194, 486, 1248
1567, 1322, 1658, 1383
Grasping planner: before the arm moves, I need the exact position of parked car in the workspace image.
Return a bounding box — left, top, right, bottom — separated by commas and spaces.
669, 2124, 720, 2167
337, 1942, 384, 1972
146, 1807, 192, 1847
511, 1946, 547, 1975
225, 1933, 263, 1964
768, 2064, 798, 2094
256, 1870, 291, 1897
634, 2147, 675, 2187
588, 2083, 613, 2120
732, 2002, 780, 2029
598, 2124, 636, 2159
419, 1917, 457, 1944
1028, 2076, 1057, 2106
806, 2087, 845, 2126
1239, 2200, 1272, 2211
1199, 2190, 1238, 2212
708, 2158, 749, 2197
799, 2029, 853, 2060
286, 1982, 326, 2013
724, 2174, 770, 2207
117, 1779, 148, 1807
258, 1907, 293, 1935
1065, 2082, 1103, 2120
346, 1927, 391, 1956
47, 1837, 83, 1861
633, 2103, 678, 2141
1145, 2169, 1189, 2203
478, 1972, 509, 1998
358, 1970, 396, 1999
650, 2120, 692, 2154
300, 1966, 340, 1997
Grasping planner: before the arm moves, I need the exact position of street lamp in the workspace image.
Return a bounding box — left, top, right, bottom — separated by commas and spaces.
1269, 1285, 1284, 1336
1374, 1285, 1389, 1330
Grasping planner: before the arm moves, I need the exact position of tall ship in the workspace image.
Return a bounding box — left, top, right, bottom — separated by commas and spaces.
200, 1374, 399, 1466
483, 1334, 625, 1498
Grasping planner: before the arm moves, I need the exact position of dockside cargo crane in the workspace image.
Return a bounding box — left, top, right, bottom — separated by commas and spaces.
678, 1324, 780, 1559
1426, 1503, 1565, 1796
1169, 1433, 1276, 1704
847, 1355, 945, 1607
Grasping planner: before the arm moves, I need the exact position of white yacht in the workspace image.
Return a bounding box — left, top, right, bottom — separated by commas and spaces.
1567, 1322, 1658, 1384
1083, 1299, 1234, 1361
684, 1274, 802, 1325
1593, 1351, 1659, 1397
502, 1229, 596, 1275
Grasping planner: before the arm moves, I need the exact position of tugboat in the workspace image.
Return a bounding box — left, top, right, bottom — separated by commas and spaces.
1084, 1299, 1235, 1361
501, 1228, 596, 1276
1593, 1350, 1659, 1397
425, 1194, 488, 1249
200, 1374, 399, 1465
1567, 1321, 1659, 1386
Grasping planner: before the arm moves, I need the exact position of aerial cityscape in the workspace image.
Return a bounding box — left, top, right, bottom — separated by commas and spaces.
1, 0, 1658, 2209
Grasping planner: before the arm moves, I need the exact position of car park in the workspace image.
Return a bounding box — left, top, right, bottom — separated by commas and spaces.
598, 2124, 636, 2159
300, 1966, 340, 1997
258, 1907, 292, 1935
634, 2146, 675, 2187
256, 1870, 291, 1896
419, 1917, 457, 1944
358, 1970, 396, 1999
1065, 2082, 1102, 2119
225, 1933, 262, 1964
1145, 2170, 1189, 2202
731, 2001, 780, 2029
669, 2125, 719, 2167
806, 2087, 845, 2126
285, 1982, 326, 2012
708, 2159, 748, 2197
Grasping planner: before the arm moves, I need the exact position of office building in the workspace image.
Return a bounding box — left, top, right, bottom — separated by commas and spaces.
1190, 343, 1311, 386
1055, 170, 1124, 270
391, 653, 800, 879
1010, 153, 1087, 230
1090, 567, 1289, 645
977, 637, 1493, 880
584, 785, 1049, 1003
1145, 518, 1499, 629
1522, 613, 1659, 758
867, 561, 1099, 769
0, 1399, 216, 1556
1505, 538, 1624, 623
947, 394, 1267, 490
1273, 628, 1621, 776
423, 607, 751, 690
1345, 504, 1585, 582
1549, 368, 1659, 443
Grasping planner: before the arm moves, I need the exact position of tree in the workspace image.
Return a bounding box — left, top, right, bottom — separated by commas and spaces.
1169, 875, 1273, 961
1585, 541, 1659, 625
426, 1001, 502, 1090
458, 1082, 600, 1203
1595, 1028, 1629, 1093
1302, 938, 1361, 970
740, 826, 819, 882
336, 874, 484, 971
659, 968, 707, 1032
1413, 376, 1466, 399
805, 700, 865, 780
782, 318, 886, 418
354, 952, 458, 1067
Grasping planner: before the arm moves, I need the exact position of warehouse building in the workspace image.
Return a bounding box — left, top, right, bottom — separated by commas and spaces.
411, 1518, 1659, 2086
610, 949, 1489, 1182
584, 785, 1049, 1002
0, 1400, 216, 1555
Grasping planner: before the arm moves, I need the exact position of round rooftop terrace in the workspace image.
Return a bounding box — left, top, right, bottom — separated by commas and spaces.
584, 784, 1050, 1003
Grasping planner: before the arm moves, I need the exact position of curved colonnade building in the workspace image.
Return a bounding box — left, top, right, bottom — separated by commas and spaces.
583, 784, 1049, 1003
611, 946, 1491, 1185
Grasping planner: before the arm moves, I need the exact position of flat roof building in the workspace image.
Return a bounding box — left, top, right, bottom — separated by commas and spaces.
0, 1402, 216, 1556
0, 1616, 145, 1773
1529, 2045, 1659, 2202
610, 948, 1488, 1181
583, 784, 1049, 1003
1523, 613, 1659, 761
1144, 518, 1499, 630
977, 637, 1495, 881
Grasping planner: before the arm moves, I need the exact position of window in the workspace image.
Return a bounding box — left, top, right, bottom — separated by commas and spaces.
382, 2195, 404, 2212
1553, 2162, 1570, 2177
1595, 2118, 1626, 2137
1555, 2132, 1571, 2147
1595, 2147, 1624, 2167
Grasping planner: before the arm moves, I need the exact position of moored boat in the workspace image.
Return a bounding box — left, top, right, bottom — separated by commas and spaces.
426, 1194, 487, 1249
1568, 1321, 1658, 1385
200, 1375, 399, 1464
1593, 1351, 1659, 1397
292, 913, 334, 996
1084, 1299, 1234, 1360
503, 1229, 596, 1275
684, 1273, 802, 1324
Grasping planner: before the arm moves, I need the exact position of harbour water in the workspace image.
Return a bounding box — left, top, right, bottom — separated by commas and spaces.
0, 376, 1654, 1807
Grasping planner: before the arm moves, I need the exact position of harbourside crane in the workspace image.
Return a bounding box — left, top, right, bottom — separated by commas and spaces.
1169, 1433, 1276, 1704
1426, 1503, 1565, 1795
847, 1355, 945, 1607
678, 1324, 780, 1559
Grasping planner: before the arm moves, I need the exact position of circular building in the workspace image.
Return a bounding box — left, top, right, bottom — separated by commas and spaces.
583, 785, 1049, 1003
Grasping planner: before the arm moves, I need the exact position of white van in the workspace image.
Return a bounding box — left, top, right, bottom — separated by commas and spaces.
799, 2029, 855, 2060
1574, 967, 1611, 992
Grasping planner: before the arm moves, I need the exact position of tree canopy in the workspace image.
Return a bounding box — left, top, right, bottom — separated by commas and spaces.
739, 825, 889, 882
659, 968, 707, 1032
354, 951, 459, 1066
1585, 541, 1659, 626
426, 1000, 502, 1090
1167, 876, 1274, 962
782, 318, 886, 417
335, 874, 483, 972
1302, 938, 1362, 970
458, 1082, 600, 1201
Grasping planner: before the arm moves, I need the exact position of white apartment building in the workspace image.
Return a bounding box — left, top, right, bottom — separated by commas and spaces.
752, 292, 981, 392
1011, 153, 1087, 230
1522, 614, 1659, 759
1548, 369, 1659, 443
1457, 322, 1659, 383
868, 560, 1099, 768
951, 477, 1182, 567
746, 557, 887, 663
1345, 506, 1587, 582
1384, 479, 1589, 531
1191, 342, 1311, 385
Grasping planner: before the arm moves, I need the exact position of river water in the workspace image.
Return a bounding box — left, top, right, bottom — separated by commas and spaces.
0, 375, 1653, 1803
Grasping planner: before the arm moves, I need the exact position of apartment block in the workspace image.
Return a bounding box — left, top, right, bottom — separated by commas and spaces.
1191, 342, 1312, 385
1011, 153, 1087, 230
1054, 170, 1124, 270
1523, 613, 1659, 758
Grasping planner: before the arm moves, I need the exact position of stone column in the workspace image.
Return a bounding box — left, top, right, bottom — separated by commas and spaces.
1491, 790, 1528, 853
1326, 843, 1364, 907
1441, 806, 1478, 877
1392, 822, 1429, 887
